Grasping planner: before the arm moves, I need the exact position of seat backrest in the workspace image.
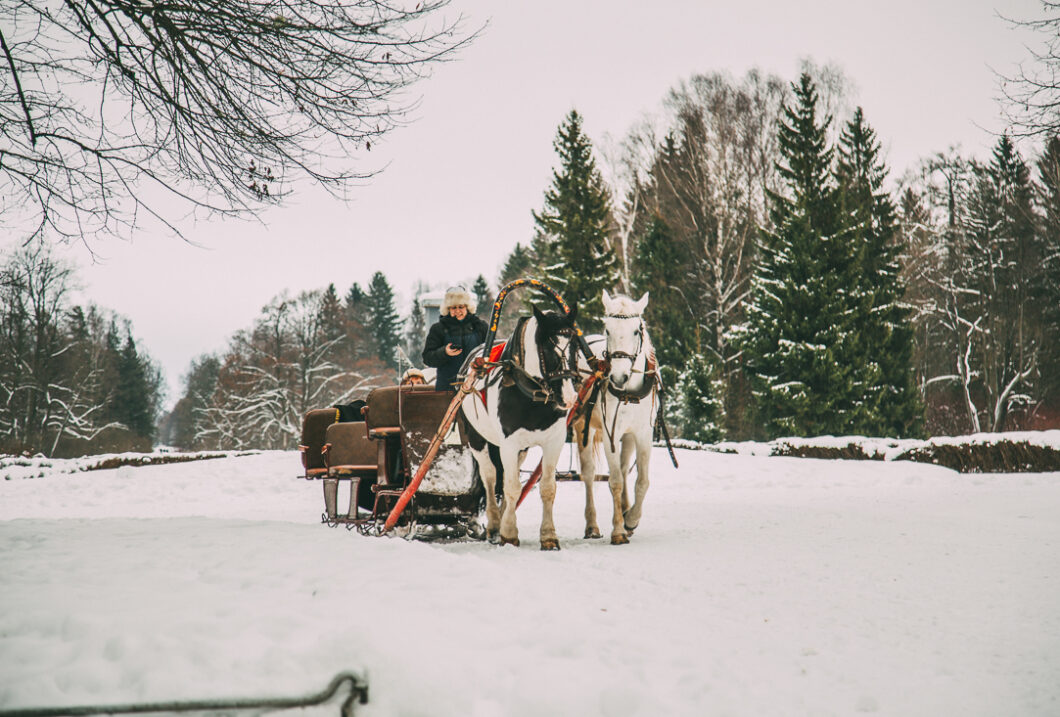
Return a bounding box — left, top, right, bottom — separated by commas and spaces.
398, 390, 465, 477
364, 384, 437, 430
324, 421, 376, 469
300, 407, 339, 472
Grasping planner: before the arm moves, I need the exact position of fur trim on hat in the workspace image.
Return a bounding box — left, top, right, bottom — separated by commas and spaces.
400, 367, 427, 385
442, 286, 476, 316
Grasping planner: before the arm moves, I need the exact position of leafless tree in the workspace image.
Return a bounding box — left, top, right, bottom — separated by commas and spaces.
640, 70, 787, 368
999, 2, 1060, 138
903, 145, 1045, 434
0, 242, 139, 453
1, 0, 474, 243
195, 289, 381, 450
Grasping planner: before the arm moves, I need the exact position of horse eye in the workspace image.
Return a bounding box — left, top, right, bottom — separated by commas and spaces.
634, 330, 641, 337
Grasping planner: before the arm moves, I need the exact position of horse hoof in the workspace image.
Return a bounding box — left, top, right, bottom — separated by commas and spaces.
540, 538, 561, 551
500, 535, 520, 547
611, 533, 630, 546
623, 526, 635, 536
585, 528, 602, 539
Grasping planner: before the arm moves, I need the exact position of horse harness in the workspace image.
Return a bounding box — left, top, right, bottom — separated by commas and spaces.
480, 316, 580, 410
601, 313, 657, 405
596, 311, 678, 468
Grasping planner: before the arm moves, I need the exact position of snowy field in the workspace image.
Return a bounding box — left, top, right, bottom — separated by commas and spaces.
2, 448, 1059, 716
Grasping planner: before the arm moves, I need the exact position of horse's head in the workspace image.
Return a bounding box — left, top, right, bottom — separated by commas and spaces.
601, 290, 650, 390
532, 304, 580, 411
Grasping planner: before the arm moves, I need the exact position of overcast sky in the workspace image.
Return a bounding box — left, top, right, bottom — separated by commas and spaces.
17, 0, 1046, 406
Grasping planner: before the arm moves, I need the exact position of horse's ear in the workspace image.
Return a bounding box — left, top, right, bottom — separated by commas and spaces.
567, 303, 578, 323
533, 304, 545, 322
602, 290, 614, 313
636, 292, 649, 314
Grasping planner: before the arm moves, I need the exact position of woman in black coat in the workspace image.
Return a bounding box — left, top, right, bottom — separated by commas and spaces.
422, 285, 489, 390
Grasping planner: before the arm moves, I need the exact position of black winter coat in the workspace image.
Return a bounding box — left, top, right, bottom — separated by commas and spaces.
422, 313, 489, 390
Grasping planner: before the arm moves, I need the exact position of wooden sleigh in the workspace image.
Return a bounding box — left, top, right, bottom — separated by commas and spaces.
298, 384, 486, 538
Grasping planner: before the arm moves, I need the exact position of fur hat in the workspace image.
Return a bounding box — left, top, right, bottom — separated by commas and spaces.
400, 368, 427, 385
442, 285, 476, 316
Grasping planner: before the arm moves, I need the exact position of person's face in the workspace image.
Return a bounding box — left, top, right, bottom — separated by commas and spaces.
407, 376, 425, 386
450, 304, 468, 320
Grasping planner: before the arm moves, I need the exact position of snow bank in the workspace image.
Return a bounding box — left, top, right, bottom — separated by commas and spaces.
1, 451, 259, 481
697, 430, 1060, 471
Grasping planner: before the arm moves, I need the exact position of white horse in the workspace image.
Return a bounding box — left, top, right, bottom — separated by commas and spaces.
459, 306, 580, 549
575, 291, 657, 545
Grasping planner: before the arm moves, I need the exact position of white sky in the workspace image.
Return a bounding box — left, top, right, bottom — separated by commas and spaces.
11, 0, 1045, 406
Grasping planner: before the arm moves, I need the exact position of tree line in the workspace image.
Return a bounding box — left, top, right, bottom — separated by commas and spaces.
7, 64, 1059, 455
503, 67, 1060, 441
160, 272, 501, 451
165, 60, 1059, 452
1, 241, 163, 456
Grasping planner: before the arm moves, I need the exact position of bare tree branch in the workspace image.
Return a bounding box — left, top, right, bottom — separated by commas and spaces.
1, 0, 476, 243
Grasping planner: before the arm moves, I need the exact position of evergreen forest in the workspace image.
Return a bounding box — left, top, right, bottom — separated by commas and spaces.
4, 67, 1060, 455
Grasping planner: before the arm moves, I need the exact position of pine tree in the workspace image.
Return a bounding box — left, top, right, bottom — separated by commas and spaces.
630, 215, 698, 371
836, 108, 923, 437
404, 297, 427, 365
112, 333, 157, 442
533, 109, 619, 324
1035, 137, 1060, 410
168, 354, 220, 449
345, 283, 366, 310
318, 283, 345, 345
344, 282, 376, 362
365, 271, 402, 369
741, 74, 864, 438
499, 243, 536, 287
471, 274, 494, 321
673, 353, 724, 443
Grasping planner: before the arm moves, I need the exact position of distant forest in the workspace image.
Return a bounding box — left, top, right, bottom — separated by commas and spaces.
4, 66, 1059, 456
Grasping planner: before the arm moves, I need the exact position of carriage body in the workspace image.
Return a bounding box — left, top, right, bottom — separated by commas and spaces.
298, 384, 485, 536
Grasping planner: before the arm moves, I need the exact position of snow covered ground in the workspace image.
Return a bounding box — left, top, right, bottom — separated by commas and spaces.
2, 448, 1059, 716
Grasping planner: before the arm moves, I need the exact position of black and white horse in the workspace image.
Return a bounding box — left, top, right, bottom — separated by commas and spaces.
574, 291, 657, 545
460, 305, 581, 549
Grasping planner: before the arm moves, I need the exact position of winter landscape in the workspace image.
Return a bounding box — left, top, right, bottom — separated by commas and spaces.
3, 442, 1059, 717
4, 2, 1060, 715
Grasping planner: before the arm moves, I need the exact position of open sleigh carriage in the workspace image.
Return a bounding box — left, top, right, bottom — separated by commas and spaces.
298, 382, 489, 538
296, 278, 675, 543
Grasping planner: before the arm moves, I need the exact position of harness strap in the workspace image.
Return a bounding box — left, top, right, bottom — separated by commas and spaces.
654, 377, 679, 469
482, 314, 578, 408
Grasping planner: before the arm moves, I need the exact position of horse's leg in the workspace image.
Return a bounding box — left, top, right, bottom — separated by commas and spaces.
624, 431, 652, 534
497, 444, 522, 546
575, 419, 601, 539
619, 434, 635, 514
538, 438, 564, 551
603, 442, 629, 545
471, 447, 501, 540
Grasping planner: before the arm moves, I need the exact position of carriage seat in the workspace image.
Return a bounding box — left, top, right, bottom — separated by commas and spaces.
298, 407, 340, 479
322, 421, 377, 477
363, 384, 437, 435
